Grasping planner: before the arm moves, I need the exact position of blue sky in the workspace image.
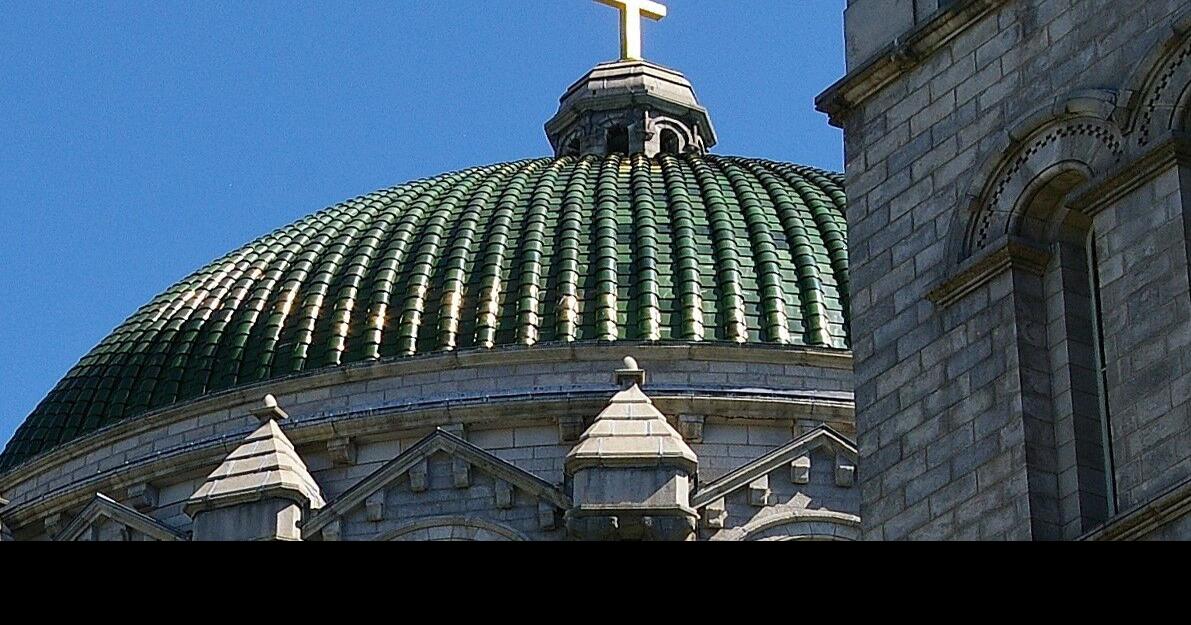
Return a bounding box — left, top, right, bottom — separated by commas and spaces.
0, 0, 845, 447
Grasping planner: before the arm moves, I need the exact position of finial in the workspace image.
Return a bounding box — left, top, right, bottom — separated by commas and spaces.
595, 0, 667, 61
614, 356, 646, 388
249, 393, 289, 423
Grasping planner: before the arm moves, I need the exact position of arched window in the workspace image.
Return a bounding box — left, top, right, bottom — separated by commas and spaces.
606, 126, 629, 154
1015, 166, 1117, 536
660, 128, 681, 155
564, 136, 581, 157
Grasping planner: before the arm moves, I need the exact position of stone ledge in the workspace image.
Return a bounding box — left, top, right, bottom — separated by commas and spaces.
927, 238, 1051, 308
0, 389, 854, 530
815, 0, 1009, 127
1082, 474, 1191, 541
1071, 132, 1191, 216
0, 342, 851, 492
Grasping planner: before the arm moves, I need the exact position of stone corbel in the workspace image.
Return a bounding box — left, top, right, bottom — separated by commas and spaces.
0, 496, 11, 542
44, 512, 64, 539
748, 476, 772, 507
327, 437, 357, 466
538, 501, 558, 530
494, 480, 515, 509
452, 458, 471, 489
835, 455, 856, 487
791, 455, 812, 485
409, 460, 428, 492
703, 498, 727, 529
126, 483, 159, 512
559, 415, 585, 444
365, 492, 385, 522
321, 519, 342, 542
678, 415, 704, 443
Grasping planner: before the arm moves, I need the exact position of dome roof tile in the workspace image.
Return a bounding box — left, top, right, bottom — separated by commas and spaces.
0, 153, 848, 472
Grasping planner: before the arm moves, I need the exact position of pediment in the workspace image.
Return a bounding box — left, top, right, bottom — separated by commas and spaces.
55, 493, 185, 542
691, 425, 858, 509
303, 429, 570, 539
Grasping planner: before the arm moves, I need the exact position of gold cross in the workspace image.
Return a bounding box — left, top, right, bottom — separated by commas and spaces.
595, 0, 667, 61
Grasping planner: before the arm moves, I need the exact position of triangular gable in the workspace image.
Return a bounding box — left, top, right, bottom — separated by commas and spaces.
303, 429, 571, 537
691, 425, 857, 509
56, 493, 185, 542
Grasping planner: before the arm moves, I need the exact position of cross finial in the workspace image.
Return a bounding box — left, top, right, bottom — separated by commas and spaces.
595, 0, 667, 61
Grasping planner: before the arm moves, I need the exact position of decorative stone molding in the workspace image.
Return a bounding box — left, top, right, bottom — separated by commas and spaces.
0, 495, 10, 542
494, 480, 514, 510
44, 512, 63, 538
0, 342, 852, 508
703, 498, 727, 529
928, 238, 1051, 308
815, 0, 1010, 127
452, 458, 471, 489
1083, 475, 1191, 541
708, 509, 862, 542
365, 492, 385, 522
408, 460, 429, 493
691, 426, 858, 509
790, 455, 811, 485
678, 414, 705, 443
835, 456, 857, 488
377, 515, 530, 542
54, 493, 184, 542
962, 115, 1123, 256
537, 501, 558, 531
301, 428, 570, 539
558, 415, 586, 444
1071, 133, 1191, 217
327, 437, 357, 467
1123, 13, 1191, 147
321, 519, 342, 542
748, 476, 772, 507
0, 386, 853, 533
125, 483, 158, 513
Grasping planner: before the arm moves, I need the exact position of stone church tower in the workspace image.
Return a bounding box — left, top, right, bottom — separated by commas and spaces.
818, 0, 1191, 539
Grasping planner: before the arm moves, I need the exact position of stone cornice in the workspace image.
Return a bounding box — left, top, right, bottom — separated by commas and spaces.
0, 388, 853, 530
1082, 475, 1191, 541
55, 493, 185, 542
928, 238, 1051, 308
0, 342, 851, 490
302, 429, 570, 537
1071, 132, 1191, 216
815, 0, 1009, 128
690, 425, 856, 509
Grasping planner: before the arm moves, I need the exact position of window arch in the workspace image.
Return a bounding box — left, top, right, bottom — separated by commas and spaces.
659, 128, 681, 155
606, 126, 630, 155
1009, 163, 1117, 538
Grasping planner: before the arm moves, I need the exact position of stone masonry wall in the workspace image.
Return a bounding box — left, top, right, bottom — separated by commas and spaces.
829, 0, 1191, 539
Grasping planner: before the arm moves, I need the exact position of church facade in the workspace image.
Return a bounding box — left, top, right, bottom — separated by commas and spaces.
818, 0, 1191, 539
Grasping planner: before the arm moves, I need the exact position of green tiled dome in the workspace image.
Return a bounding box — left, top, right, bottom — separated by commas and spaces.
0, 153, 848, 471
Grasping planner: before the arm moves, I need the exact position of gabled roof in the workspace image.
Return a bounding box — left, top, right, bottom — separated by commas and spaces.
691, 425, 857, 509
184, 418, 325, 517
303, 428, 570, 536
55, 493, 185, 542
566, 384, 697, 472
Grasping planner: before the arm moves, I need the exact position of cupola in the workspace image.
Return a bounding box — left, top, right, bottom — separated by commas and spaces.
544, 0, 717, 157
